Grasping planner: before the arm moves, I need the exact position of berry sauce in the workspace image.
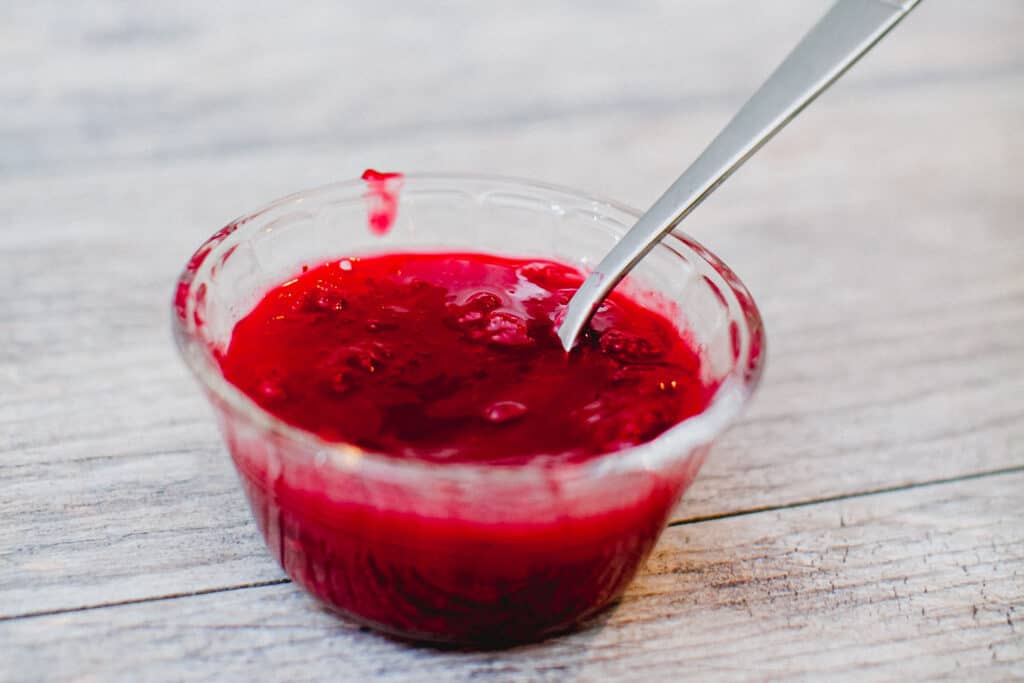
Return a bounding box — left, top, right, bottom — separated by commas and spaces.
218, 252, 714, 464
215, 251, 716, 644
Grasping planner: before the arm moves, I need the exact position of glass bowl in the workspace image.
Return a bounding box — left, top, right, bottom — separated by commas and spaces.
172, 174, 765, 645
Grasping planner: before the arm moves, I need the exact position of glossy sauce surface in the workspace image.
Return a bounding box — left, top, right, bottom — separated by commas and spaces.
218, 252, 714, 464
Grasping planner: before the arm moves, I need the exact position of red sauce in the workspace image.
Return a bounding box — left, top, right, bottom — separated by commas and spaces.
217, 251, 715, 643
219, 253, 713, 463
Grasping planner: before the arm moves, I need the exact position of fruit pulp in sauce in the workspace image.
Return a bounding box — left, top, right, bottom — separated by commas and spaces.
219, 252, 714, 463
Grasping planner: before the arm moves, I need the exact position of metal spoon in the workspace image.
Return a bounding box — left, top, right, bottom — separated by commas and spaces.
557, 0, 921, 351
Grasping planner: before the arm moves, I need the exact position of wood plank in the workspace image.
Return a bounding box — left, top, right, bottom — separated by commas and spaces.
2, 0, 1022, 622
2, 472, 1021, 682
2, 1, 1021, 176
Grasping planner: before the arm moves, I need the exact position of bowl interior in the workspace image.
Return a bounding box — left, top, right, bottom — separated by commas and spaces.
173, 174, 764, 479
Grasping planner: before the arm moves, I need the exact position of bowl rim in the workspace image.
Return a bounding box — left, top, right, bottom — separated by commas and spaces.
172, 172, 765, 484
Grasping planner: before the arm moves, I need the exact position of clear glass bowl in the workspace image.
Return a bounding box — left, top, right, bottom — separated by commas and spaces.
172, 174, 765, 645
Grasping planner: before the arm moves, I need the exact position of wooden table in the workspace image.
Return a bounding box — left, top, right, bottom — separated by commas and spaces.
2, 1, 1022, 680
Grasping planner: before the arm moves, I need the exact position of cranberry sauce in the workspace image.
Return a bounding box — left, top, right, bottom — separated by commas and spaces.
218, 252, 714, 463
216, 251, 715, 643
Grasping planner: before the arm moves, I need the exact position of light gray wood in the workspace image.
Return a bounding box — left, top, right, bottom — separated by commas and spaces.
1, 0, 1022, 678
3, 474, 1021, 682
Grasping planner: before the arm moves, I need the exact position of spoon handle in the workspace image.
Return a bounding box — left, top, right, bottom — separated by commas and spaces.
558, 0, 921, 350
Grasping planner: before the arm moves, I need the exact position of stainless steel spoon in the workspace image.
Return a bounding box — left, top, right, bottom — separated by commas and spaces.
557, 0, 921, 351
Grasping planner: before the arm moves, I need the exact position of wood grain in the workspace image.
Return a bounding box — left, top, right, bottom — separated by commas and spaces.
1, 0, 1022, 678
3, 474, 1021, 682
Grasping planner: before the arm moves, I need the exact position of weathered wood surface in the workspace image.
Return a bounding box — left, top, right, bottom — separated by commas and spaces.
3, 474, 1021, 682
1, 0, 1022, 680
